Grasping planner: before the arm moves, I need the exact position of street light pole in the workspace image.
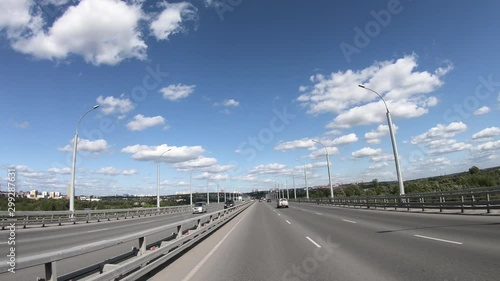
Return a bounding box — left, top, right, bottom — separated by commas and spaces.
157, 149, 171, 209
296, 159, 309, 199
358, 85, 405, 195
293, 175, 296, 199
206, 179, 210, 204
189, 171, 193, 205
69, 105, 99, 215
312, 140, 334, 199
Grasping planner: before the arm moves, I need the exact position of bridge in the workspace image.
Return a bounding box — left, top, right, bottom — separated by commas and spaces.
1, 189, 499, 281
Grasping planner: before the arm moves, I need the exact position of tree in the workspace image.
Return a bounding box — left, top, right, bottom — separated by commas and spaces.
469, 166, 480, 174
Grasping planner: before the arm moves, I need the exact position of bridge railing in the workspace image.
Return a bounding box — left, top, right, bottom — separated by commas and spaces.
0, 201, 252, 281
292, 186, 500, 213
0, 205, 195, 230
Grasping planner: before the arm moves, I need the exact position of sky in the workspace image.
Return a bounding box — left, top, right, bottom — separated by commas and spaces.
0, 0, 499, 196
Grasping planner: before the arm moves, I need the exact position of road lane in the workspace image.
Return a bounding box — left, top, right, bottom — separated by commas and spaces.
148, 200, 500, 281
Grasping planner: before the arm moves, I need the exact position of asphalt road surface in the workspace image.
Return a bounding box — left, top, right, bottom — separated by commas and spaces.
147, 201, 500, 281
0, 203, 226, 280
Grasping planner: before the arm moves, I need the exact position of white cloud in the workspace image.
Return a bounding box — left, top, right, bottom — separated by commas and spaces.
308, 147, 340, 159
160, 84, 195, 101
472, 127, 500, 142
325, 129, 342, 135
150, 1, 197, 41
326, 97, 435, 128
352, 147, 381, 158
121, 144, 205, 163
193, 172, 228, 181
364, 124, 398, 144
201, 164, 234, 173
473, 106, 490, 116
474, 140, 500, 151
96, 167, 121, 175
371, 153, 394, 162
126, 114, 166, 131
298, 55, 450, 128
122, 169, 138, 175
275, 138, 316, 151
97, 95, 134, 115
222, 99, 239, 107
174, 156, 218, 170
323, 133, 359, 146
0, 0, 39, 38
59, 138, 109, 153
48, 167, 71, 174
411, 122, 468, 144
248, 163, 289, 175
11, 0, 147, 65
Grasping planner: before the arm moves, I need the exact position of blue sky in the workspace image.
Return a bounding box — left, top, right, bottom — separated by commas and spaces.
1, 0, 499, 196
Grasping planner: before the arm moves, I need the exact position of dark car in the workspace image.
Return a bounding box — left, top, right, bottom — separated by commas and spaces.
224, 199, 235, 209
267, 199, 271, 202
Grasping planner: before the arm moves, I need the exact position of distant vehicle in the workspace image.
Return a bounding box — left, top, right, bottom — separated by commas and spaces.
258, 198, 262, 202
277, 198, 289, 208
192, 202, 207, 214
267, 199, 272, 202
224, 199, 235, 209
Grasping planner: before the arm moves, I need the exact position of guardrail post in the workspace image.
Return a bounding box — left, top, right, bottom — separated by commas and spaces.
461, 196, 464, 213
439, 196, 443, 213
176, 225, 183, 239
486, 193, 491, 214
406, 197, 410, 211
421, 197, 424, 211
137, 237, 146, 256
394, 198, 397, 210
44, 261, 58, 281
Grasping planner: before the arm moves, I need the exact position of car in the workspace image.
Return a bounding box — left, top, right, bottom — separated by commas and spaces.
224, 199, 235, 209
277, 198, 289, 208
192, 202, 207, 214
267, 199, 272, 202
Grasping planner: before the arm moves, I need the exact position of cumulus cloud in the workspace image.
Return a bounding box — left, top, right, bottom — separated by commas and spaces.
297, 55, 450, 128
11, 0, 147, 65
1, 0, 199, 65
275, 138, 316, 151
411, 122, 468, 144
126, 114, 166, 131
473, 106, 490, 116
59, 138, 109, 153
121, 144, 205, 163
150, 1, 197, 40
472, 127, 500, 142
160, 84, 195, 101
352, 147, 381, 158
97, 95, 134, 115
364, 124, 398, 144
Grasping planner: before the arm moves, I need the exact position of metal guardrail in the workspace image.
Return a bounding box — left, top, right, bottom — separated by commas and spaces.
0, 205, 195, 230
292, 187, 500, 214
0, 202, 252, 280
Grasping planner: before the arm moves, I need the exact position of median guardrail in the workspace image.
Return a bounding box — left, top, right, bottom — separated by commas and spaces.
0, 201, 252, 281
0, 205, 195, 230
292, 186, 500, 214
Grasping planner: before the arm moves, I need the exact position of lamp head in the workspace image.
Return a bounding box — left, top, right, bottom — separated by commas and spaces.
93, 105, 100, 110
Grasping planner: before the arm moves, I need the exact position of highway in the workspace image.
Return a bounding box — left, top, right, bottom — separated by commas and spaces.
147, 201, 500, 281
0, 203, 225, 280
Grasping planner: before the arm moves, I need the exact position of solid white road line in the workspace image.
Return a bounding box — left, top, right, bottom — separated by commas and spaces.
306, 236, 322, 248
342, 219, 357, 224
315, 212, 322, 215
181, 205, 252, 281
286, 220, 291, 224
278, 213, 281, 216
414, 234, 463, 245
